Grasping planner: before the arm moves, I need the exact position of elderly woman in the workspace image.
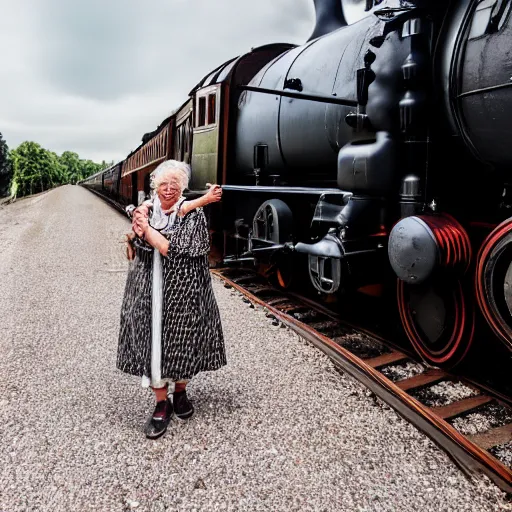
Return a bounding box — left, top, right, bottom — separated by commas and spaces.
117, 160, 226, 439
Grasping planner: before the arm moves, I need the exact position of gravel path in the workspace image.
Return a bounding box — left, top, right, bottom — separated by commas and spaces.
0, 185, 511, 512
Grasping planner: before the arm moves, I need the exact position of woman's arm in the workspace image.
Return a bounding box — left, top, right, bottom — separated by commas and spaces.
131, 201, 153, 238
139, 217, 170, 256
179, 184, 222, 216
136, 186, 221, 256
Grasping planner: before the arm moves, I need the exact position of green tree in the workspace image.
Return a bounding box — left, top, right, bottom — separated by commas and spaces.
9, 141, 113, 197
10, 142, 62, 198
81, 159, 100, 180
59, 151, 81, 184
0, 132, 12, 197
50, 151, 67, 185
79, 159, 112, 180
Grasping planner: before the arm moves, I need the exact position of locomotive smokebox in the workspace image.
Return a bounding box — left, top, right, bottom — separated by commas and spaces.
388, 216, 439, 284
389, 214, 471, 284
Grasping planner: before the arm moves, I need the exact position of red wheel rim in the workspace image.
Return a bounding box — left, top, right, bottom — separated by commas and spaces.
398, 277, 475, 367
475, 218, 512, 351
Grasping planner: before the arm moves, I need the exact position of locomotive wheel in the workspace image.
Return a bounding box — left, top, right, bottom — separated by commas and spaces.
252, 199, 294, 289
475, 218, 512, 351
397, 277, 475, 368
275, 256, 294, 289
252, 199, 292, 247
506, 261, 512, 316
257, 255, 294, 289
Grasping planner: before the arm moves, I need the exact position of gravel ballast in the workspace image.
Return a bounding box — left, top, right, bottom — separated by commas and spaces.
452, 403, 512, 436
411, 381, 480, 408
0, 185, 511, 511
381, 361, 426, 382
491, 442, 512, 468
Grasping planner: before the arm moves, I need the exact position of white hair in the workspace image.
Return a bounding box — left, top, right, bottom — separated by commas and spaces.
151, 160, 191, 192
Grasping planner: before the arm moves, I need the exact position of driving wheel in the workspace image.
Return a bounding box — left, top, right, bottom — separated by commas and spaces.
475, 218, 512, 351
397, 276, 475, 367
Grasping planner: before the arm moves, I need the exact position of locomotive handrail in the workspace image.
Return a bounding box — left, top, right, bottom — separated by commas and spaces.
458, 82, 512, 99
222, 185, 349, 195
238, 85, 358, 107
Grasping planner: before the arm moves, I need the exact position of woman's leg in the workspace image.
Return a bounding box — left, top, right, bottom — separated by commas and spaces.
174, 381, 187, 393
152, 385, 168, 403
173, 380, 194, 420
144, 384, 172, 439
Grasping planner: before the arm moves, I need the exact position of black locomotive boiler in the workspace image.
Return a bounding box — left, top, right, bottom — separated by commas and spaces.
82, 0, 512, 368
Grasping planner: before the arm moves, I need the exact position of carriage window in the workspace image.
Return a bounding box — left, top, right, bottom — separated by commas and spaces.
184, 117, 193, 163
208, 93, 217, 125
197, 96, 206, 127
177, 124, 184, 160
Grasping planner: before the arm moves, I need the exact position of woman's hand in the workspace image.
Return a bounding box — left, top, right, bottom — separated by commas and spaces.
132, 217, 145, 237
135, 201, 152, 217
204, 184, 222, 204
134, 215, 150, 236
132, 204, 150, 237
132, 224, 144, 238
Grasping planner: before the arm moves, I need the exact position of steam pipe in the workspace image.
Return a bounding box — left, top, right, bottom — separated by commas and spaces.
308, 0, 348, 41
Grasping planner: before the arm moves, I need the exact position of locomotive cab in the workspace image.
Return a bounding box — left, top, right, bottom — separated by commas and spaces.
190, 85, 222, 192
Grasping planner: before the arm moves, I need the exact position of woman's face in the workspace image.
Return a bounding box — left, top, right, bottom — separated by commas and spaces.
157, 171, 182, 206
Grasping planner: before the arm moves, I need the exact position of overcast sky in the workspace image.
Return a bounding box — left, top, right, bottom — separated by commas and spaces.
0, 0, 316, 163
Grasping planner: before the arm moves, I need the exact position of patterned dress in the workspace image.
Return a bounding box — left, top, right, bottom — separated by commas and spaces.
117, 202, 226, 382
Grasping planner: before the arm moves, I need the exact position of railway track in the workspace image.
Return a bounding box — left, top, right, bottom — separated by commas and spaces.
212, 267, 512, 494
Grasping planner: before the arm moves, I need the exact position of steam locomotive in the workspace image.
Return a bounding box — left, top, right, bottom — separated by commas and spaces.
82, 0, 512, 367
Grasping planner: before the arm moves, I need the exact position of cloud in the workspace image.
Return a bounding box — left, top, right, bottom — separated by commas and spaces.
0, 0, 314, 162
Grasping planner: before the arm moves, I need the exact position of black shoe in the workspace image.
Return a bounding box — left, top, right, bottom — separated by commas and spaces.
173, 390, 194, 420
144, 398, 173, 439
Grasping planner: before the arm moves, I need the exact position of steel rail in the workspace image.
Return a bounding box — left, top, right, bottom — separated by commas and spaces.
211, 269, 512, 493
